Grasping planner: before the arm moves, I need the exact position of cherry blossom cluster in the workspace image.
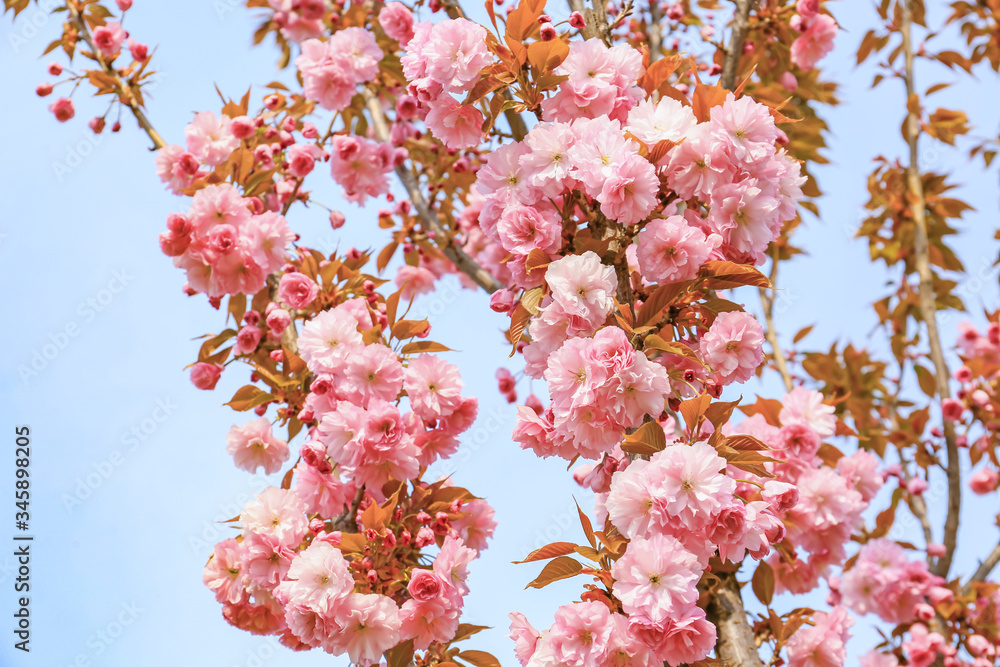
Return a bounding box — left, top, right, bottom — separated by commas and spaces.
157, 183, 294, 299
834, 538, 948, 624
729, 388, 883, 593
789, 0, 838, 70
952, 321, 1000, 495
150, 71, 502, 664
34, 0, 151, 131
195, 288, 497, 662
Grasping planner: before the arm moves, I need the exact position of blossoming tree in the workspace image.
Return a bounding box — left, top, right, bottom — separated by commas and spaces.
10, 0, 1000, 664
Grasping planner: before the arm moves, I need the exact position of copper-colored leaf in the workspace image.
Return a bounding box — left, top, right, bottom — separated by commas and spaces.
513, 542, 578, 564
525, 556, 583, 589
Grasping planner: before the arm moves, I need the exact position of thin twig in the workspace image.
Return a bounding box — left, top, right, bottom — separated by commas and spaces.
758, 249, 793, 392
362, 89, 503, 294
67, 1, 165, 150
900, 0, 962, 579
963, 542, 1000, 595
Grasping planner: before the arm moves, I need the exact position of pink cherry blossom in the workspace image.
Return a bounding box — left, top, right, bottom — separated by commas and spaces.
636, 214, 717, 283
185, 112, 240, 167
791, 14, 837, 71
611, 533, 701, 626
226, 417, 290, 474
699, 311, 765, 385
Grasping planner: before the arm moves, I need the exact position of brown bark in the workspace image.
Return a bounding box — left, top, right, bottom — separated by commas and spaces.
706, 572, 764, 667
899, 0, 962, 579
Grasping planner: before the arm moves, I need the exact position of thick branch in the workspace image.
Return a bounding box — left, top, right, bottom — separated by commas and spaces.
706, 572, 764, 667
68, 1, 166, 150
362, 89, 504, 294
719, 0, 753, 91
900, 0, 961, 579
567, 0, 612, 45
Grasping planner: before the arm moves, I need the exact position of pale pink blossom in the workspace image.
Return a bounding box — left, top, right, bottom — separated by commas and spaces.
699, 311, 765, 385
424, 96, 484, 149
275, 540, 354, 612
636, 215, 717, 284
203, 538, 249, 604
185, 112, 240, 167
379, 2, 415, 44
328, 593, 401, 665
791, 14, 837, 71
278, 272, 319, 309
226, 417, 290, 474
611, 533, 701, 625
785, 606, 852, 667
240, 486, 309, 547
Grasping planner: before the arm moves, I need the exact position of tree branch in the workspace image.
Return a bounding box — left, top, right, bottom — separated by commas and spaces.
758, 249, 793, 393
567, 0, 612, 46
962, 541, 1000, 595
719, 0, 753, 92
362, 89, 504, 294
67, 1, 166, 150
706, 571, 764, 667
900, 0, 961, 579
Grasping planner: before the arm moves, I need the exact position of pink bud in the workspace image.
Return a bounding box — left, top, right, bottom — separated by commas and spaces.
49, 97, 75, 122
327, 210, 346, 230
942, 398, 965, 422
926, 542, 946, 558
568, 10, 586, 28
266, 308, 291, 336
906, 477, 928, 496
415, 526, 435, 548
189, 362, 223, 390
489, 288, 517, 314
128, 39, 147, 62
311, 374, 334, 395
968, 634, 993, 657
47, 62, 63, 76
539, 22, 556, 40
309, 518, 325, 535
927, 585, 953, 605
230, 115, 255, 139
525, 394, 544, 415
970, 468, 999, 494
914, 603, 935, 622
89, 117, 106, 134
116, 0, 133, 10
36, 82, 53, 97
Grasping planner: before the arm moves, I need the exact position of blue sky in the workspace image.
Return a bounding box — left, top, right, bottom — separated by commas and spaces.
1, 1, 999, 665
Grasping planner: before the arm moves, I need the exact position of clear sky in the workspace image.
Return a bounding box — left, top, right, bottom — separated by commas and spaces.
1, 1, 998, 666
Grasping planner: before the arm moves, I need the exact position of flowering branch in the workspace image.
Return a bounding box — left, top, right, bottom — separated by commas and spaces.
66, 0, 165, 150
361, 88, 504, 294
900, 0, 962, 579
